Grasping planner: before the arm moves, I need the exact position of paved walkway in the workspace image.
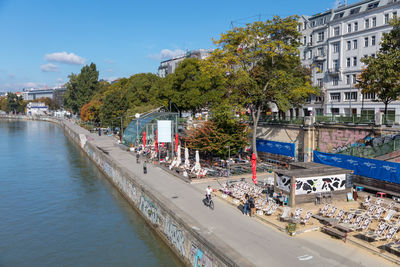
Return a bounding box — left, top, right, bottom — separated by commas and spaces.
65, 120, 395, 267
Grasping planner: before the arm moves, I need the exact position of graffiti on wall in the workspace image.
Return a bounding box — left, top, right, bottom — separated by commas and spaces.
126, 181, 138, 202
276, 175, 291, 192
79, 134, 87, 148
295, 174, 346, 195
319, 129, 370, 152
139, 195, 158, 225
163, 217, 186, 256
190, 243, 213, 267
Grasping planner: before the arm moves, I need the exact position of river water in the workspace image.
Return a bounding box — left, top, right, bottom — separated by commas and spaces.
0, 120, 183, 267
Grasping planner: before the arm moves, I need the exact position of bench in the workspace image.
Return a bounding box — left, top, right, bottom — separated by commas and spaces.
322, 226, 348, 242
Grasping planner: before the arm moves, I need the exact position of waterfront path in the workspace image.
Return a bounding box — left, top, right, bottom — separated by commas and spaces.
64, 120, 394, 267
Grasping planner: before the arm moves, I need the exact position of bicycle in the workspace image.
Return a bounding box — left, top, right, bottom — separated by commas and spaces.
204, 195, 214, 210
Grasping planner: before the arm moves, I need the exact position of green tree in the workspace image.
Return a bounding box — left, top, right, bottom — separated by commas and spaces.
210, 16, 317, 157
5, 93, 26, 114
64, 63, 100, 114
357, 18, 400, 121
158, 58, 225, 115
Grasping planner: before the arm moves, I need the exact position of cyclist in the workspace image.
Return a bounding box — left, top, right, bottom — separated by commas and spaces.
205, 185, 212, 203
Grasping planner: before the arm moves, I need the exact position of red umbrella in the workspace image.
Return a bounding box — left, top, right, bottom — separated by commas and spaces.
251, 153, 257, 184
155, 130, 158, 154
175, 133, 179, 152
143, 131, 146, 148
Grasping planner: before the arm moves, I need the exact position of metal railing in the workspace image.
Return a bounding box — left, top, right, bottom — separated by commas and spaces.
315, 114, 375, 124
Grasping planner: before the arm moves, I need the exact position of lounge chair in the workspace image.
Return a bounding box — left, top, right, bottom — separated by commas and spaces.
359, 218, 372, 231
361, 196, 371, 208
280, 207, 291, 221
372, 207, 385, 220
342, 213, 355, 224
293, 208, 303, 222
383, 209, 396, 222
334, 209, 345, 222
266, 204, 278, 215
386, 201, 396, 211
376, 198, 384, 206
319, 204, 330, 216
301, 211, 313, 225
384, 226, 399, 241
353, 215, 364, 228
365, 205, 376, 217
375, 222, 389, 236
326, 206, 337, 218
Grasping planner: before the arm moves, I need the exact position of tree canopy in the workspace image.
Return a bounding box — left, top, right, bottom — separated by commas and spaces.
357, 18, 400, 119
209, 16, 317, 156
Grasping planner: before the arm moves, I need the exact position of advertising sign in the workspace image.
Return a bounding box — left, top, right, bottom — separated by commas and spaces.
157, 120, 172, 142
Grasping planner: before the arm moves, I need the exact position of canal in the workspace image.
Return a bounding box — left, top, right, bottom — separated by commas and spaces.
0, 120, 183, 266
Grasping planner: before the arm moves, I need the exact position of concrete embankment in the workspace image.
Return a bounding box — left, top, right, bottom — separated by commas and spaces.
2, 116, 249, 267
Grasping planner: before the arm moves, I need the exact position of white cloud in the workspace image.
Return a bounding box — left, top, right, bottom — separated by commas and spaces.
106, 69, 113, 72
40, 63, 59, 72
45, 51, 86, 65
149, 48, 185, 60
21, 82, 45, 88
104, 59, 114, 64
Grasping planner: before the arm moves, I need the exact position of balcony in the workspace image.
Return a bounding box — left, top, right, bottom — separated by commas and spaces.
313, 54, 326, 61
328, 67, 340, 75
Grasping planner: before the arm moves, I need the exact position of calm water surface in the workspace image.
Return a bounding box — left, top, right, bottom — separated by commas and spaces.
0, 120, 183, 267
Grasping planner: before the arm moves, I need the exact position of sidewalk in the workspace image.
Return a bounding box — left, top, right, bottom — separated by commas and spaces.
65, 120, 394, 267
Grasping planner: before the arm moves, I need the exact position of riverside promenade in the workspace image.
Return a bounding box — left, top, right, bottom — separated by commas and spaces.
63, 119, 394, 267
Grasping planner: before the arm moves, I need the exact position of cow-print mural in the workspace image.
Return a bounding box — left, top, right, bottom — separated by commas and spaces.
276, 174, 346, 195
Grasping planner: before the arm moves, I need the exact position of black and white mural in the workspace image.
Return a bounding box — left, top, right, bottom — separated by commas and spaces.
276, 174, 346, 195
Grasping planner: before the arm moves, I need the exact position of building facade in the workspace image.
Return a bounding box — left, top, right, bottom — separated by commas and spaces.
157, 49, 212, 77
298, 0, 400, 120
26, 102, 49, 115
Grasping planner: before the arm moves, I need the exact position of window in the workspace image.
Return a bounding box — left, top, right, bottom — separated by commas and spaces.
318, 47, 324, 56
333, 13, 344, 20
347, 41, 351, 50
303, 36, 307, 45
347, 57, 351, 67
364, 37, 369, 47
346, 75, 351, 85
353, 56, 358, 66
372, 17, 377, 27
367, 2, 379, 10
308, 50, 312, 59
364, 92, 376, 100
372, 36, 376, 46
310, 34, 313, 45
331, 108, 340, 114
350, 7, 361, 15
354, 22, 358, 31
333, 42, 340, 53
393, 12, 398, 18
348, 24, 352, 33
317, 63, 324, 72
365, 19, 370, 29
317, 78, 323, 87
334, 27, 340, 36
353, 74, 357, 84
345, 92, 357, 100
371, 53, 376, 58
330, 93, 340, 101
318, 32, 325, 42
303, 51, 307, 60
333, 59, 339, 70
385, 14, 389, 24
333, 76, 339, 86
353, 39, 358, 49
363, 54, 368, 59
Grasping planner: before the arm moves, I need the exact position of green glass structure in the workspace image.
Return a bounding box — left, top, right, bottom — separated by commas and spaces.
122, 112, 178, 147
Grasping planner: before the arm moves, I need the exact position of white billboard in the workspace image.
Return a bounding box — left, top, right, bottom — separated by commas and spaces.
157, 120, 172, 142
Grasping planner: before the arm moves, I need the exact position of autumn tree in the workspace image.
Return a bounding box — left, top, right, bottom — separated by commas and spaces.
81, 99, 102, 123
357, 18, 400, 121
209, 16, 317, 157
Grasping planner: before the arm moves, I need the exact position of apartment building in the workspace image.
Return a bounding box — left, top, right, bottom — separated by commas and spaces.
298, 0, 400, 120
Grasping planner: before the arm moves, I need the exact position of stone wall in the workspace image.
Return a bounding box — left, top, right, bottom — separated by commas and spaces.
58, 120, 250, 267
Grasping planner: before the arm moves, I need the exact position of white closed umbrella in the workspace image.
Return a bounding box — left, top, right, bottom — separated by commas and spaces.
192, 150, 201, 172
184, 147, 190, 168
176, 145, 181, 167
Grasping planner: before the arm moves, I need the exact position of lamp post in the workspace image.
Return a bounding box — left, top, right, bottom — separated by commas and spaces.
225, 145, 230, 185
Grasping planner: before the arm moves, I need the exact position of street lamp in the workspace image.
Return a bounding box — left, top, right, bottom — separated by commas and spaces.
225, 145, 230, 185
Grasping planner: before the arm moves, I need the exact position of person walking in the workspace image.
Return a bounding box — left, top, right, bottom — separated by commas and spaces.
143, 160, 147, 174
136, 152, 140, 164
249, 196, 256, 217
243, 194, 250, 215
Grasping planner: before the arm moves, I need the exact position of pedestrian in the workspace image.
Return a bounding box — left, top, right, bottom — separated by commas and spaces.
98, 128, 101, 136
136, 152, 140, 164
243, 194, 250, 215
143, 160, 147, 174
249, 196, 256, 217
265, 185, 270, 202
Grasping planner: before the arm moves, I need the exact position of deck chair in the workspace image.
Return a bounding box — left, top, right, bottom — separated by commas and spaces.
342, 213, 355, 224
375, 222, 389, 236
362, 196, 371, 208
360, 218, 372, 231
319, 204, 330, 216
383, 209, 396, 222
293, 208, 303, 222
326, 206, 337, 218
376, 198, 384, 206
301, 211, 313, 225
387, 201, 396, 211
280, 207, 291, 221
385, 226, 399, 241
262, 202, 273, 213
352, 216, 364, 230
334, 209, 345, 222
372, 207, 385, 220
266, 204, 278, 215
366, 205, 376, 217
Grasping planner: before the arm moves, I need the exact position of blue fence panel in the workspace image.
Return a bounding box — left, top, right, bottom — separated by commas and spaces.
313, 150, 400, 184
256, 139, 295, 158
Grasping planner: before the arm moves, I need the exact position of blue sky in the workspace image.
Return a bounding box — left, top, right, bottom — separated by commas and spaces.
0, 0, 356, 91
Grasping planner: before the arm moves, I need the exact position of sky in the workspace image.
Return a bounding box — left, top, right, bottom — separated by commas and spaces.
0, 0, 358, 92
